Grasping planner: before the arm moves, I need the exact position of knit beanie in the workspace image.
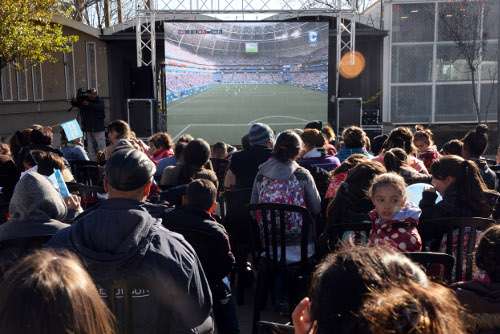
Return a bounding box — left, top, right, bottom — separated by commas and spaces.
249, 123, 274, 146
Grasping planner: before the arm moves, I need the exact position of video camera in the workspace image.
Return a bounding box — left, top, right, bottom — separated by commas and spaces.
74, 88, 93, 104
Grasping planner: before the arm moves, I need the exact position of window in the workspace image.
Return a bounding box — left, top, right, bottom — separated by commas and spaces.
86, 42, 97, 91
64, 45, 76, 100
32, 64, 43, 101
1, 65, 13, 101
17, 60, 28, 101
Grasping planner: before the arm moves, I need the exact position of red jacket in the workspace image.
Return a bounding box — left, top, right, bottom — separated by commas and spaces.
417, 146, 441, 170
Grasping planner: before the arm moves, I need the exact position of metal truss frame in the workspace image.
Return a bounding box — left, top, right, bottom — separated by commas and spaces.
135, 0, 357, 102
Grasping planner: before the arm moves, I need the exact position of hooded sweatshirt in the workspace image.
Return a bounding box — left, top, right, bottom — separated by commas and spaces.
0, 173, 69, 277
367, 201, 422, 252
335, 147, 373, 163
48, 198, 213, 334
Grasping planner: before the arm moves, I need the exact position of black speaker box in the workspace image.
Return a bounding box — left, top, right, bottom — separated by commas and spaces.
131, 67, 154, 98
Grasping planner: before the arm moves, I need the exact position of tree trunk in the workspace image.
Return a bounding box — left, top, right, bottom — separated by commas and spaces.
470, 67, 481, 124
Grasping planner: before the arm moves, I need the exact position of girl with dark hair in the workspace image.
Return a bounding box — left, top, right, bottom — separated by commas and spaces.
292, 246, 465, 334
419, 155, 499, 250
384, 148, 432, 185
320, 125, 337, 155
8, 129, 32, 160
413, 125, 441, 170
161, 138, 218, 188
324, 153, 367, 199
251, 130, 321, 262
318, 161, 386, 254
300, 129, 340, 172
372, 126, 429, 175
443, 139, 464, 157
334, 126, 373, 163
104, 120, 143, 160
0, 249, 116, 334
462, 124, 497, 190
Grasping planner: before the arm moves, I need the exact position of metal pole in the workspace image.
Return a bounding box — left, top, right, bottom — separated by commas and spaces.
497, 0, 500, 147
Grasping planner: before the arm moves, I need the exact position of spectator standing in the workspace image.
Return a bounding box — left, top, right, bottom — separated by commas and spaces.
48, 149, 213, 333
71, 88, 106, 161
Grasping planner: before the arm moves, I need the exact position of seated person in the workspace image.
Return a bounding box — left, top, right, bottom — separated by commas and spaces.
60, 129, 89, 162
413, 125, 441, 170
156, 134, 194, 176
104, 120, 142, 160
0, 143, 20, 201
324, 153, 368, 200
318, 161, 386, 255
0, 249, 115, 334
453, 225, 500, 333
292, 246, 465, 334
419, 156, 499, 251
212, 141, 228, 160
163, 179, 238, 333
147, 132, 174, 165
335, 126, 373, 163
161, 138, 218, 188
0, 173, 71, 279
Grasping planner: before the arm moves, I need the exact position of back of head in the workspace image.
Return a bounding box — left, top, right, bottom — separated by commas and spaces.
212, 141, 227, 158
0, 249, 115, 334
384, 148, 408, 173
273, 130, 302, 163
174, 141, 188, 160
309, 246, 429, 334
177, 134, 194, 144
383, 127, 414, 154
476, 225, 500, 282
30, 127, 53, 146
186, 179, 217, 211
301, 129, 325, 149
462, 124, 488, 157
332, 153, 368, 176
342, 126, 366, 149
360, 282, 465, 334
148, 132, 173, 150
305, 120, 323, 131
105, 148, 156, 193
107, 120, 131, 140
9, 172, 67, 223
184, 138, 211, 167
241, 133, 251, 150
9, 129, 32, 159
442, 139, 463, 156
371, 134, 388, 156
36, 152, 65, 176
249, 123, 274, 147
0, 143, 10, 156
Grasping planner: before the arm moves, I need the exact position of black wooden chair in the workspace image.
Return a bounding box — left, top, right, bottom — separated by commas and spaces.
67, 184, 105, 210
324, 222, 373, 252
69, 160, 100, 186
405, 252, 455, 284
425, 217, 497, 282
99, 278, 171, 334
257, 321, 294, 334
248, 203, 313, 334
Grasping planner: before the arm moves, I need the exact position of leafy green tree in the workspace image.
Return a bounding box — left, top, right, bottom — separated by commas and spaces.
0, 0, 78, 70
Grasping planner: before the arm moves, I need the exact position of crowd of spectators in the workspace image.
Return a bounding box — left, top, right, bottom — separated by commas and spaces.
2, 119, 500, 334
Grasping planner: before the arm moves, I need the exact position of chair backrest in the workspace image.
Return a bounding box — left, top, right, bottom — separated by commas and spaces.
405, 252, 455, 284
426, 217, 497, 281
99, 278, 171, 334
326, 223, 373, 251
69, 160, 100, 186
67, 184, 105, 210
248, 203, 312, 269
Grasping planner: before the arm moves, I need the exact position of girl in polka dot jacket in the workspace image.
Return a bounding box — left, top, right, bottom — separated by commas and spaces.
367, 173, 422, 252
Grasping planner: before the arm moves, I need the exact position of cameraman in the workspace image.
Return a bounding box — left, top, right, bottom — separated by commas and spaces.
71, 88, 106, 161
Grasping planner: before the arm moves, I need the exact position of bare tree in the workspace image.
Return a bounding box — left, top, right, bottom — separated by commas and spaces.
437, 0, 498, 123
69, 0, 136, 27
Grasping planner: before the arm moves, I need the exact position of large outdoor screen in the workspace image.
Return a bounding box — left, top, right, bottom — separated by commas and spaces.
164, 21, 329, 144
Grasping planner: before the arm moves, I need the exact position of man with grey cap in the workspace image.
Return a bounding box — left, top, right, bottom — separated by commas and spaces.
224, 123, 274, 190
49, 148, 213, 334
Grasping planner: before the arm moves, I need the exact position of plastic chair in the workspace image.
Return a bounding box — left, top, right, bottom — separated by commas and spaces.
325, 222, 372, 251
99, 278, 171, 334
248, 203, 313, 334
257, 321, 294, 334
405, 252, 455, 284
69, 160, 100, 186
67, 184, 105, 210
425, 217, 497, 282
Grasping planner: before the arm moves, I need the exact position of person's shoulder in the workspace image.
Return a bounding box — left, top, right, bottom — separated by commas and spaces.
149, 225, 200, 266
